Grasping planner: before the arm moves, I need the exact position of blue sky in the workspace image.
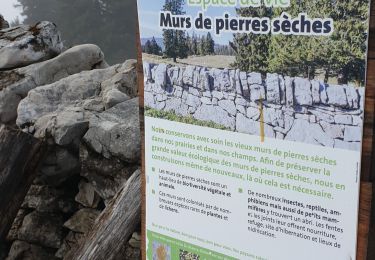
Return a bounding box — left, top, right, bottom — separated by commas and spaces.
137, 0, 236, 45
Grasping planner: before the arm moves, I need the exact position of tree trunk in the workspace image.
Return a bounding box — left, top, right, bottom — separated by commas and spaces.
0, 125, 46, 241
65, 169, 141, 260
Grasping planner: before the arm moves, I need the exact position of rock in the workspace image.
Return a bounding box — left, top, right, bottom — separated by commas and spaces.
0, 15, 9, 29
266, 73, 280, 104
17, 65, 118, 129
279, 75, 286, 105
75, 181, 100, 208
80, 143, 139, 200
37, 147, 80, 186
18, 211, 64, 249
17, 59, 137, 148
143, 62, 152, 81
236, 113, 259, 135
285, 76, 294, 106
194, 105, 235, 130
6, 241, 58, 260
153, 63, 167, 86
334, 139, 361, 151
0, 21, 63, 69
186, 94, 201, 111
212, 68, 231, 91
319, 121, 344, 139
55, 231, 85, 259
164, 98, 189, 117
64, 208, 100, 234
285, 119, 334, 147
182, 65, 195, 86
83, 98, 141, 162
249, 84, 265, 101
344, 126, 362, 142
334, 114, 352, 125
247, 106, 261, 120
1, 44, 105, 124
311, 80, 322, 104
248, 72, 262, 85
128, 232, 141, 248
345, 86, 359, 109
326, 85, 348, 107
218, 99, 236, 116
294, 78, 312, 106
21, 185, 77, 213
6, 209, 28, 242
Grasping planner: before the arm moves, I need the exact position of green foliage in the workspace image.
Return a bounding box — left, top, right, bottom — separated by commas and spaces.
16, 0, 137, 65
145, 108, 229, 130
233, 0, 370, 85
186, 32, 215, 56
232, 6, 273, 74
144, 37, 162, 55
162, 0, 189, 62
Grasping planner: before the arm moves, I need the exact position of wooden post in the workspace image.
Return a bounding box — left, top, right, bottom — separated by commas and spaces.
0, 125, 46, 241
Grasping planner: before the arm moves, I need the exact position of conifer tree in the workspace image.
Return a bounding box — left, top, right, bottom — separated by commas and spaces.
162, 0, 188, 62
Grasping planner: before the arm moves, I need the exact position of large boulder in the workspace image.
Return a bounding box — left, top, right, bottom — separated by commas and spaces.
0, 21, 63, 69
16, 61, 137, 146
1, 44, 106, 124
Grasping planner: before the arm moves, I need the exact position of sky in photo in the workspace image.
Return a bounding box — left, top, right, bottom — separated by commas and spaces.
1, 0, 23, 22
137, 0, 236, 45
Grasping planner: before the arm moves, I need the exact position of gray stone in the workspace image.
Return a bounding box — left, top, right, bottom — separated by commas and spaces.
22, 185, 77, 213
128, 232, 142, 248
64, 208, 100, 234
236, 113, 259, 135
344, 126, 362, 142
183, 66, 195, 86
279, 75, 286, 105
55, 231, 84, 259
37, 147, 80, 186
186, 94, 201, 111
345, 86, 359, 109
0, 44, 105, 124
164, 98, 189, 116
144, 92, 155, 107
334, 139, 361, 151
83, 98, 141, 162
154, 63, 167, 86
194, 105, 235, 130
212, 68, 231, 91
334, 114, 352, 125
249, 84, 265, 101
326, 85, 348, 107
248, 72, 262, 85
266, 73, 280, 104
218, 100, 236, 116
247, 106, 260, 120
80, 143, 138, 200
6, 209, 28, 242
0, 21, 63, 69
75, 181, 100, 208
311, 80, 321, 104
294, 78, 312, 106
18, 211, 64, 249
143, 62, 152, 81
285, 76, 294, 106
285, 119, 334, 147
6, 241, 58, 260
319, 121, 344, 139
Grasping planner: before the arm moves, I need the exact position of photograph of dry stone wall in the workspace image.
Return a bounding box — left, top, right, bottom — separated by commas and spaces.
144, 62, 364, 151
